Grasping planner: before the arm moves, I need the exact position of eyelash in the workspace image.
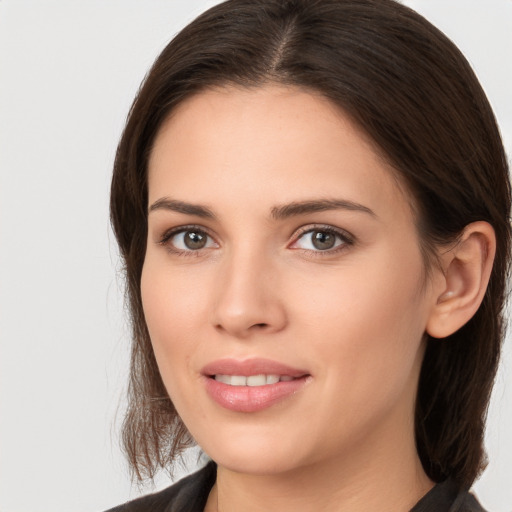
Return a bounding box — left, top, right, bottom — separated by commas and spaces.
158, 224, 355, 257
158, 225, 217, 257
290, 224, 355, 256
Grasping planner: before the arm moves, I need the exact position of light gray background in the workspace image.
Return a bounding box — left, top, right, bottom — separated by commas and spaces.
0, 1, 510, 511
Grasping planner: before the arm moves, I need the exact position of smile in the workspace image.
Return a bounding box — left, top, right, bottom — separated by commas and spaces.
213, 374, 296, 386
202, 359, 311, 412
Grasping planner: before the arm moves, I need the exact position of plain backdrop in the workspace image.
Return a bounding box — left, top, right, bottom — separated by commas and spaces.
0, 1, 511, 511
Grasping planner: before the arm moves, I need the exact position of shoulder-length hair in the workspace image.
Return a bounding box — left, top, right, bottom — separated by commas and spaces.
110, 0, 511, 487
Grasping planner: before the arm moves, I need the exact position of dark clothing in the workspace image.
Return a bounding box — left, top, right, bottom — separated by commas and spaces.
410, 478, 486, 512
105, 462, 487, 512
106, 463, 216, 512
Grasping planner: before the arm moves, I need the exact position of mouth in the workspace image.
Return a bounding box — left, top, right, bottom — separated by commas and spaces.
211, 374, 297, 386
202, 358, 311, 412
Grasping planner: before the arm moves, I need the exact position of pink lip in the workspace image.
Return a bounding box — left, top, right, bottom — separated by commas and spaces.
201, 358, 311, 413
202, 358, 309, 378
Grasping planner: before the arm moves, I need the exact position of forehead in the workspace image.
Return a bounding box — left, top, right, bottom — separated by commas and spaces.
147, 85, 413, 221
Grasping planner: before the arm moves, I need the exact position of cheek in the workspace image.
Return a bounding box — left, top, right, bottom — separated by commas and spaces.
140, 258, 224, 404
141, 256, 210, 330
297, 250, 429, 393
140, 263, 202, 377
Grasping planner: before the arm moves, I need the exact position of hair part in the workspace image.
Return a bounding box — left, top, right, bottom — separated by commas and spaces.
110, 0, 511, 487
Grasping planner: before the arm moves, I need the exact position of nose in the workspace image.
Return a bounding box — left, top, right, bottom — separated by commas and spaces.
210, 247, 288, 339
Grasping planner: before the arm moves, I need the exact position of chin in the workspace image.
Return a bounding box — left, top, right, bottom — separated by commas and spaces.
194, 425, 307, 475
211, 450, 304, 476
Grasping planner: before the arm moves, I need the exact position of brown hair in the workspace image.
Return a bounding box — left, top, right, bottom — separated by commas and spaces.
110, 0, 511, 487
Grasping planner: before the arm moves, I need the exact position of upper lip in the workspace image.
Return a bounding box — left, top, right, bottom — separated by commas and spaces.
201, 358, 310, 378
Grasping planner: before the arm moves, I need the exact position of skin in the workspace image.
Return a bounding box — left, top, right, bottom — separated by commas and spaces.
142, 85, 466, 511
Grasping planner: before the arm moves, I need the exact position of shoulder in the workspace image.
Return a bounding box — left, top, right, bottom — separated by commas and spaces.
411, 479, 488, 512
451, 492, 488, 512
104, 462, 216, 512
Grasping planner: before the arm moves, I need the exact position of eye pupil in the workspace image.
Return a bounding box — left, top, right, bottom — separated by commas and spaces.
184, 231, 207, 250
312, 231, 335, 250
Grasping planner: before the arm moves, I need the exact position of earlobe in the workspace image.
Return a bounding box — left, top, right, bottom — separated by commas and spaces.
426, 221, 496, 339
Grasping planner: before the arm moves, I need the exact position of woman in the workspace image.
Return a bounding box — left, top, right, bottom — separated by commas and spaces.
107, 0, 510, 510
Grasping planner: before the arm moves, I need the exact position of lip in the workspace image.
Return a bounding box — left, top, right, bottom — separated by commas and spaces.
201, 358, 311, 413
202, 358, 309, 378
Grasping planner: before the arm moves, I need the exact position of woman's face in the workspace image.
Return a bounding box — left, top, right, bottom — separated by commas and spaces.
142, 85, 442, 476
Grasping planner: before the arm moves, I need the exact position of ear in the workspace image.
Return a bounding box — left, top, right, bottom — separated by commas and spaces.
426, 221, 496, 339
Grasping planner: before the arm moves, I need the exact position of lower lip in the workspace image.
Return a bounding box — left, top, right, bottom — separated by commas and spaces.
203, 376, 310, 412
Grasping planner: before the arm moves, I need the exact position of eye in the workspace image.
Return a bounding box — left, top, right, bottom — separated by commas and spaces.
291, 227, 352, 252
161, 227, 218, 252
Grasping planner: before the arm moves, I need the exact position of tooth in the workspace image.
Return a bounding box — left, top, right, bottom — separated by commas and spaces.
215, 374, 290, 386
231, 375, 247, 386
247, 374, 267, 386
266, 374, 280, 384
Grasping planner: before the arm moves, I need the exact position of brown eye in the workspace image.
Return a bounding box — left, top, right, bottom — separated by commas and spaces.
311, 231, 336, 250
165, 228, 217, 252
183, 231, 207, 249
291, 227, 351, 252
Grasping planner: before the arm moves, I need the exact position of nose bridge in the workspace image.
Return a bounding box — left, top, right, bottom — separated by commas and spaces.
211, 240, 286, 337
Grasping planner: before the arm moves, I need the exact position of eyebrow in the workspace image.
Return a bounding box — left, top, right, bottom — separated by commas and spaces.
148, 198, 216, 218
148, 197, 375, 220
270, 199, 376, 219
